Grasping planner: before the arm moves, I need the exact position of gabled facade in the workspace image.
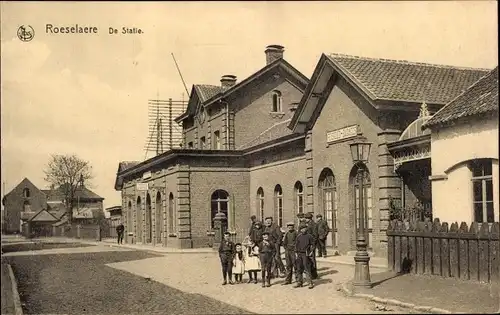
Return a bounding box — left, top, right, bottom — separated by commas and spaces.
2, 178, 47, 233
289, 53, 489, 255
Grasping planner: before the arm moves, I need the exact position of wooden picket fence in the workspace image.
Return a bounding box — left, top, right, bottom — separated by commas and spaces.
387, 219, 499, 283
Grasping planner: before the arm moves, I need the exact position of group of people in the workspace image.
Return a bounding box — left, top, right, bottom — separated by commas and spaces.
218, 212, 330, 289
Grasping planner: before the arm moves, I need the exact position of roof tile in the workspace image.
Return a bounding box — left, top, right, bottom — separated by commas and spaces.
327, 54, 490, 104
194, 85, 223, 102
424, 67, 498, 128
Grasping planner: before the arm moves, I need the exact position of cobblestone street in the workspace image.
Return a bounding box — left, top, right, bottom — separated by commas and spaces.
3, 242, 418, 314
107, 249, 415, 314
4, 245, 251, 314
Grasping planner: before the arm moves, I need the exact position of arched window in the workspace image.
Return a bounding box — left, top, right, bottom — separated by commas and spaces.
272, 90, 282, 112
349, 164, 372, 249
294, 181, 304, 215
256, 187, 265, 221
23, 188, 30, 198
319, 168, 338, 248
145, 193, 152, 243
23, 200, 31, 212
211, 190, 229, 229
168, 193, 175, 233
274, 185, 283, 227
155, 191, 162, 243
136, 196, 143, 242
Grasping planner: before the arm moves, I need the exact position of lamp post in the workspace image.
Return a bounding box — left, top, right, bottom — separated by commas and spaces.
213, 212, 227, 247
349, 136, 372, 288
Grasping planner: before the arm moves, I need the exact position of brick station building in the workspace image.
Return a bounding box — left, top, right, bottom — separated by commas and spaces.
114, 45, 489, 256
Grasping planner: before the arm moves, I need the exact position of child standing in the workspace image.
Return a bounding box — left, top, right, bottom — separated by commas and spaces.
259, 231, 275, 288
244, 239, 261, 284
232, 243, 245, 283
218, 231, 235, 285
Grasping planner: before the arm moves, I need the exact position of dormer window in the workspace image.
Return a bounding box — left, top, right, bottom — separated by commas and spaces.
272, 90, 282, 112
23, 188, 30, 198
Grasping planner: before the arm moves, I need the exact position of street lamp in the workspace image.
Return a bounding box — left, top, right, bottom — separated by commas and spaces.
349, 136, 372, 288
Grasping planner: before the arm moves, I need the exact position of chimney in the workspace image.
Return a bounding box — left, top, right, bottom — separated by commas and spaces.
220, 75, 237, 90
265, 45, 285, 65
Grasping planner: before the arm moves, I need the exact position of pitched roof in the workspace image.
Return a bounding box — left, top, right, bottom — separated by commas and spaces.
423, 66, 499, 129
194, 85, 224, 102
30, 209, 59, 222
238, 119, 295, 150
42, 185, 104, 201
327, 54, 490, 105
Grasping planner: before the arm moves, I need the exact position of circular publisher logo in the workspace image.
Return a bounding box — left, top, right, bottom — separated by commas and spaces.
17, 25, 34, 42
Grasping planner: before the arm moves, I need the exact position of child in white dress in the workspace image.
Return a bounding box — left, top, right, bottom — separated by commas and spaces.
232, 243, 245, 283
244, 238, 261, 284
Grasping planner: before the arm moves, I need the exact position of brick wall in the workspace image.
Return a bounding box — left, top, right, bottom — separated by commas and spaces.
232, 71, 304, 149
189, 168, 250, 248
249, 152, 306, 226
310, 77, 383, 255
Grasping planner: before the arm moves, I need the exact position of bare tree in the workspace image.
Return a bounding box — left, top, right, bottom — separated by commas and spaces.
44, 154, 93, 224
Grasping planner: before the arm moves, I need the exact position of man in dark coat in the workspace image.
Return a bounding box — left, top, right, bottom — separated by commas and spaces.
316, 214, 330, 257
263, 217, 285, 278
305, 212, 318, 279
247, 215, 257, 236
218, 231, 235, 285
282, 222, 298, 285
116, 223, 125, 245
294, 223, 314, 289
259, 231, 275, 287
249, 221, 263, 244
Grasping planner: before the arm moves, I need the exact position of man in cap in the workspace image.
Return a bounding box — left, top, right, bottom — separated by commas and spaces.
316, 214, 330, 257
259, 231, 275, 287
218, 231, 235, 285
281, 221, 298, 285
294, 223, 314, 289
304, 212, 319, 279
247, 215, 257, 236
263, 217, 286, 278
297, 212, 306, 227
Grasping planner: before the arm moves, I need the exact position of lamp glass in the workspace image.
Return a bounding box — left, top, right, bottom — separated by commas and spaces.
350, 143, 360, 163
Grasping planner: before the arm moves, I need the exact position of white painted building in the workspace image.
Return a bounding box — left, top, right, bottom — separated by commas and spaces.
423, 67, 499, 224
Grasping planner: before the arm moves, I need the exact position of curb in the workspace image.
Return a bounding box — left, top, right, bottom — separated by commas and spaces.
318, 258, 388, 270
7, 264, 24, 315
101, 243, 217, 255
339, 282, 454, 314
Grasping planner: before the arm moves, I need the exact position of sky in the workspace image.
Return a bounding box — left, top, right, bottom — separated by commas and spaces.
1, 1, 498, 209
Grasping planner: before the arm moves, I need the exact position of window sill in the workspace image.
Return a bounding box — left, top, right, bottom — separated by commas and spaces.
269, 112, 286, 119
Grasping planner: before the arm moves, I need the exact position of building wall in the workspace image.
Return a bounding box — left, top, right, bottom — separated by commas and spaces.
3, 179, 47, 233
232, 73, 304, 149
189, 168, 250, 247
431, 116, 499, 224
310, 77, 383, 255
249, 154, 306, 225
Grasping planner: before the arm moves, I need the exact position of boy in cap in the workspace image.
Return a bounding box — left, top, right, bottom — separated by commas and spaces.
295, 223, 314, 289
218, 231, 235, 285
259, 231, 275, 287
282, 221, 298, 285
304, 212, 319, 279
